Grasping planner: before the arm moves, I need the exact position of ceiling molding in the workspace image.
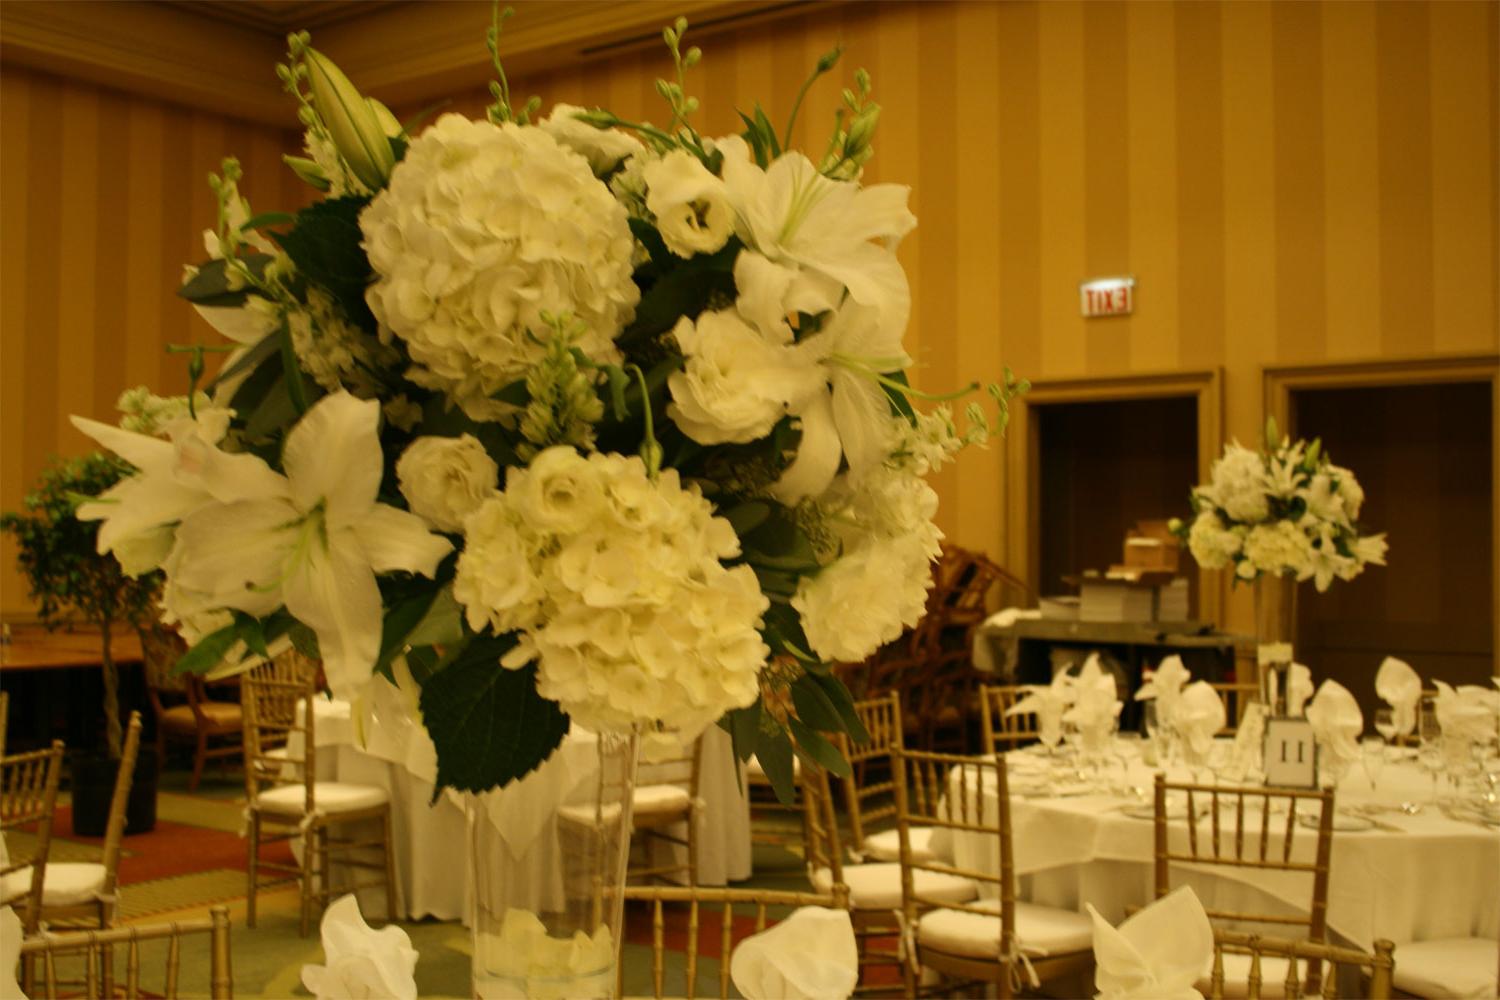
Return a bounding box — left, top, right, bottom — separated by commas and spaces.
0, 0, 818, 126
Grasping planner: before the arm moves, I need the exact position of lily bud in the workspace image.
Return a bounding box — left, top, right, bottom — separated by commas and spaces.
846, 104, 880, 152
366, 97, 403, 139
283, 155, 331, 191
304, 47, 394, 191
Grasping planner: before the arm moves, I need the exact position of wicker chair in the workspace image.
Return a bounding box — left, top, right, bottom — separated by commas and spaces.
20, 904, 233, 998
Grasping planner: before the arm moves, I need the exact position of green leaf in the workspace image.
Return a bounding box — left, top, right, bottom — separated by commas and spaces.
177, 255, 273, 306
174, 622, 242, 676
753, 724, 797, 805
741, 503, 819, 569
419, 396, 517, 470
405, 585, 464, 649
620, 240, 741, 343
278, 324, 311, 415
752, 103, 782, 159
723, 700, 761, 763
209, 331, 281, 394
231, 611, 270, 659
240, 212, 295, 231
806, 671, 870, 743
270, 197, 376, 329
420, 634, 571, 793
881, 369, 918, 424
603, 365, 631, 421
242, 375, 299, 441
787, 717, 851, 777
721, 501, 770, 537
789, 673, 845, 734
374, 588, 439, 674
288, 623, 321, 660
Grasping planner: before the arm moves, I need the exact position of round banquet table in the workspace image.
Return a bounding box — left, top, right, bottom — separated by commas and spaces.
935, 740, 1499, 952
291, 689, 751, 921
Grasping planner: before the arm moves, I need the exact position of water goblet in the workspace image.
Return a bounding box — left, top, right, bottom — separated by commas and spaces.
1417, 704, 1444, 808
1373, 708, 1398, 752
1360, 735, 1386, 792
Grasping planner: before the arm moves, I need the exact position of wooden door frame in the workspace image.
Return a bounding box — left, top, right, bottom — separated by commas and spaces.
1264, 353, 1500, 676
1005, 369, 1225, 627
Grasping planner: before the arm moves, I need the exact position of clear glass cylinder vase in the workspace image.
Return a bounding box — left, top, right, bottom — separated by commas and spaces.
468, 730, 639, 1000
1253, 573, 1298, 715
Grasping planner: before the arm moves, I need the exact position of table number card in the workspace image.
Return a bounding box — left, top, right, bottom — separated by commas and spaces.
1263, 717, 1318, 788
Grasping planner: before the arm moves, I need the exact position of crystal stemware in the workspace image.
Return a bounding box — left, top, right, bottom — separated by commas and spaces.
1360, 735, 1386, 792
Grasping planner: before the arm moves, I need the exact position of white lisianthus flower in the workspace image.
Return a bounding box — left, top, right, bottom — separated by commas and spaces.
642, 149, 735, 258
162, 392, 454, 698
793, 533, 934, 664
1186, 510, 1243, 570
666, 309, 819, 444
1206, 443, 1270, 523
505, 445, 609, 536
1241, 520, 1314, 579
396, 434, 499, 534
361, 114, 639, 421
539, 103, 643, 176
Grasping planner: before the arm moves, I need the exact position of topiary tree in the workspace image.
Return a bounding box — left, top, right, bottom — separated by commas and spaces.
2, 452, 163, 758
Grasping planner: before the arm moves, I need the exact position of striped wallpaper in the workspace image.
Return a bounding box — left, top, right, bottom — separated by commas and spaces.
3, 0, 1498, 619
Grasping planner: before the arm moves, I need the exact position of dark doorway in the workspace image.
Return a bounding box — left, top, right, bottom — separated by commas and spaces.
1291, 381, 1495, 718
1036, 396, 1199, 613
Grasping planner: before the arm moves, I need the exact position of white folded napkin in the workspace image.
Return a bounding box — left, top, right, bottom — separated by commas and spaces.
1172, 682, 1226, 756
1088, 886, 1212, 1000
301, 894, 418, 1000
1433, 681, 1497, 744
1134, 655, 1191, 718
1, 906, 24, 1000
1231, 702, 1267, 769
1374, 657, 1421, 736
730, 906, 858, 1000
1065, 655, 1123, 740
1285, 662, 1314, 717
1007, 668, 1076, 735
1305, 680, 1362, 763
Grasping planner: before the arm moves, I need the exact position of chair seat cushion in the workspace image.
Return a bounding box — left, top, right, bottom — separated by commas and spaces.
2, 863, 107, 907
256, 781, 387, 815
557, 784, 693, 827
916, 897, 1093, 959
811, 863, 977, 911
160, 701, 241, 730
1390, 938, 1500, 999
1198, 952, 1295, 999
862, 826, 940, 864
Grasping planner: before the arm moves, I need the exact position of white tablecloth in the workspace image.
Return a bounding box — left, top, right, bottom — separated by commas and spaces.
940, 743, 1499, 950
293, 691, 751, 920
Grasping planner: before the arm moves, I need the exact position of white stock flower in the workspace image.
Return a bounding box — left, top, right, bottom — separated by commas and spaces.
164, 392, 453, 698
1241, 520, 1314, 579
361, 115, 639, 420
1206, 443, 1270, 523
793, 533, 933, 664
643, 150, 735, 258
666, 309, 820, 444
1186, 510, 1243, 570
539, 103, 643, 176
287, 287, 400, 398
396, 434, 499, 533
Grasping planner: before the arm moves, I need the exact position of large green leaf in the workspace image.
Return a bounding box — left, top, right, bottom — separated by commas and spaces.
174, 621, 243, 676
419, 635, 570, 793
178, 255, 274, 307
806, 670, 870, 744
753, 724, 797, 805
787, 717, 851, 778
271, 197, 376, 329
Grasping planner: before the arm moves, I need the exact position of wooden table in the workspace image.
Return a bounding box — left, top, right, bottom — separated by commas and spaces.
1, 622, 143, 671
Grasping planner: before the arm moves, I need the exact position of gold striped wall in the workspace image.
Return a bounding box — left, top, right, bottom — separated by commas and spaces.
3, 0, 1498, 618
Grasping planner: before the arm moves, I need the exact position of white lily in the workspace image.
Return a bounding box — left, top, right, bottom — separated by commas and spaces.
716, 135, 915, 341
71, 411, 287, 576
772, 300, 911, 503
166, 392, 453, 698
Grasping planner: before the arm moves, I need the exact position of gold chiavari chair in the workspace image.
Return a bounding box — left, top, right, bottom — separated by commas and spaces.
834, 692, 941, 866
1207, 928, 1394, 1000
620, 884, 851, 1000
628, 736, 704, 885
978, 684, 1037, 753
33, 712, 143, 929
1211, 680, 1263, 734
140, 623, 242, 791
20, 904, 233, 999
241, 653, 396, 936
893, 748, 1093, 999
803, 765, 977, 995
1, 740, 66, 936
1153, 773, 1337, 997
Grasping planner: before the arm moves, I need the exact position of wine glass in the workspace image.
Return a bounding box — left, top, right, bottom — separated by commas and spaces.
1360, 735, 1386, 792
1038, 714, 1063, 758
1417, 704, 1444, 809
1373, 708, 1398, 751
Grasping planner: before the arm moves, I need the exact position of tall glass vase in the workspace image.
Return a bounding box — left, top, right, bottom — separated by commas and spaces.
1254, 573, 1298, 715
468, 731, 639, 1000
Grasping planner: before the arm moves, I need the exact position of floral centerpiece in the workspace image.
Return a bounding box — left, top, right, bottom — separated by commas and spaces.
68, 11, 1022, 995
1172, 419, 1386, 713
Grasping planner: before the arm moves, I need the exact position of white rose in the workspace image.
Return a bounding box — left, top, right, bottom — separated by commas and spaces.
793, 535, 934, 664
396, 434, 499, 533
1186, 510, 1243, 570
507, 446, 607, 536
666, 310, 819, 444
643, 149, 735, 258
539, 103, 644, 176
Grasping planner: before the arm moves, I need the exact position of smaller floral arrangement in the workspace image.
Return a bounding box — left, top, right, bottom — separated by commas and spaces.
1171, 420, 1387, 591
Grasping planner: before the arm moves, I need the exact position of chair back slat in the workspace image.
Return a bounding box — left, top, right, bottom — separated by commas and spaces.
241, 652, 321, 813
0, 740, 65, 932
20, 904, 234, 999
1206, 929, 1395, 1000
834, 692, 903, 851
978, 684, 1038, 752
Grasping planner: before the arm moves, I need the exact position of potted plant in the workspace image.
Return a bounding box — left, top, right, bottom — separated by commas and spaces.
2, 451, 163, 835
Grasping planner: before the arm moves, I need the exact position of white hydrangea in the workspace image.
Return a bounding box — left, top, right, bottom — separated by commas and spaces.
361, 115, 640, 421
1241, 520, 1314, 578
286, 287, 400, 398
1328, 465, 1365, 521
453, 447, 769, 736
1204, 443, 1270, 523
1186, 510, 1243, 570
396, 434, 499, 534
538, 103, 643, 176
792, 533, 933, 664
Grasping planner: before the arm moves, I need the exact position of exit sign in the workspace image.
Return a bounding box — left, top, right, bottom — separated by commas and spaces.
1080, 276, 1135, 317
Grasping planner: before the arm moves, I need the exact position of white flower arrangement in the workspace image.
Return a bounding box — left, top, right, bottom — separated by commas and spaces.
65, 14, 1025, 796
1173, 421, 1387, 591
